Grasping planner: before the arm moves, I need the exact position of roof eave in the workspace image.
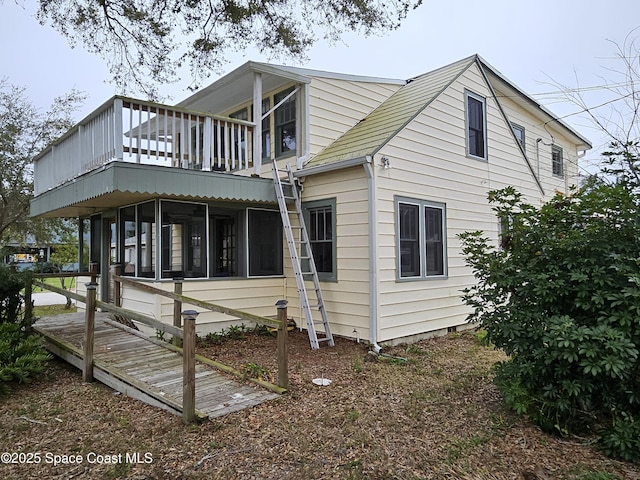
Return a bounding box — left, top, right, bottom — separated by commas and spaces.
477, 55, 592, 150
295, 156, 372, 177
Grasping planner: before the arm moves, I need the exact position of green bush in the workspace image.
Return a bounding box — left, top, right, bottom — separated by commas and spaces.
0, 264, 25, 325
459, 183, 640, 462
0, 265, 50, 395
0, 323, 51, 395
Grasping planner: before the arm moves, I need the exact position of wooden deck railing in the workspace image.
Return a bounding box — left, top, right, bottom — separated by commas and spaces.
33, 96, 257, 196
28, 272, 288, 423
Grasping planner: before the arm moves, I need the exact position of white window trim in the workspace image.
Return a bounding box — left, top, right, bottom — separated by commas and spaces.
465, 90, 488, 161
511, 122, 526, 152
552, 145, 564, 177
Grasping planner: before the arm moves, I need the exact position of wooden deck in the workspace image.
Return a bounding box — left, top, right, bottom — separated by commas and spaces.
33, 313, 279, 420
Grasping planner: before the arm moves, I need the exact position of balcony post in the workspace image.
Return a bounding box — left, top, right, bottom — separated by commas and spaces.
113, 98, 124, 161
253, 71, 263, 175
203, 117, 212, 171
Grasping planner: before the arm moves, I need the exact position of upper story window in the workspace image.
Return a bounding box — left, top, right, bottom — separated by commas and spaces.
396, 197, 447, 280
275, 88, 296, 158
261, 98, 271, 164
511, 123, 525, 152
465, 90, 487, 160
552, 145, 564, 177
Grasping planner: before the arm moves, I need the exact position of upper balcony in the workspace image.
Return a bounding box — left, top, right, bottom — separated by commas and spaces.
33, 96, 257, 196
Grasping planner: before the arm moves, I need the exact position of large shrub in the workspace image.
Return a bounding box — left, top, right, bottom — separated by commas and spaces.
0, 264, 25, 325
459, 183, 640, 462
0, 265, 50, 395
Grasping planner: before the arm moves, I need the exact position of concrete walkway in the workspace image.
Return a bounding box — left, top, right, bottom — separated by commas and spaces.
31, 291, 76, 306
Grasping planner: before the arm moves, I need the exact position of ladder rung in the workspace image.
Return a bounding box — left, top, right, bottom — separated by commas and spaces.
317, 337, 332, 343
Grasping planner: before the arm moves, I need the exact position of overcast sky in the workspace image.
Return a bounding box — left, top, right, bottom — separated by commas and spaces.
1, 0, 639, 174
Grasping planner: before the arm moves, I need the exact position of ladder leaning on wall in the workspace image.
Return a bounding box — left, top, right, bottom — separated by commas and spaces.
271, 161, 334, 350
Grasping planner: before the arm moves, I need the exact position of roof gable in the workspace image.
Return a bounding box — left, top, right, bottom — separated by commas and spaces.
305, 56, 476, 167
304, 55, 591, 170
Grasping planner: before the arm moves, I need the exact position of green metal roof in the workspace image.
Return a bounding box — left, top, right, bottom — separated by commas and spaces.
30, 162, 279, 218
304, 55, 592, 170
305, 56, 476, 168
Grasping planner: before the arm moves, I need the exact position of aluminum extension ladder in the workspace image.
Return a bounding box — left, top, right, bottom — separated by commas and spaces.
271, 161, 334, 349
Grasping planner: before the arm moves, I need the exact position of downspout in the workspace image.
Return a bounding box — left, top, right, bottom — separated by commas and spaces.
363, 156, 382, 353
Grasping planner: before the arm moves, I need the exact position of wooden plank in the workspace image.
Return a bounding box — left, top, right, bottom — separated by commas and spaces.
103, 318, 286, 394
39, 330, 209, 421
35, 313, 280, 420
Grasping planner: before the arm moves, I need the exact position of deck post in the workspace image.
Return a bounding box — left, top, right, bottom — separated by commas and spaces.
90, 262, 98, 285
276, 300, 289, 389
83, 282, 98, 383
181, 309, 198, 424
112, 264, 122, 306
172, 277, 183, 347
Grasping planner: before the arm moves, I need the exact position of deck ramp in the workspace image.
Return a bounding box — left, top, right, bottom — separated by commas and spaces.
33, 313, 278, 419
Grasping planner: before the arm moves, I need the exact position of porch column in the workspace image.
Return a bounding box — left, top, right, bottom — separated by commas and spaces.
253, 71, 263, 176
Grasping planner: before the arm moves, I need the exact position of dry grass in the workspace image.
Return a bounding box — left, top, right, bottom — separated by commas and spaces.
1, 328, 639, 480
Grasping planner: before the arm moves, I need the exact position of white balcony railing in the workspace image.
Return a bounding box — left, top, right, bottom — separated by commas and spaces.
33, 96, 256, 196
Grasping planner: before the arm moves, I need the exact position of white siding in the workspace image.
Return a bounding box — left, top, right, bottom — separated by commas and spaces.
286, 166, 372, 339
117, 277, 286, 336
308, 77, 401, 157
372, 62, 581, 342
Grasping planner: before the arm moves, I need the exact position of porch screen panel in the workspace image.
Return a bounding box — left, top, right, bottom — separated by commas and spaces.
211, 215, 238, 277
137, 201, 156, 278
119, 206, 136, 276
161, 201, 207, 278
248, 209, 283, 276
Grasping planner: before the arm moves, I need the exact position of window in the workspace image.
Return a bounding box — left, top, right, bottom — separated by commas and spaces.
248, 209, 283, 276
137, 201, 156, 278
161, 201, 207, 278
303, 199, 336, 281
274, 88, 296, 158
511, 123, 525, 151
119, 206, 136, 276
552, 145, 564, 177
396, 197, 447, 279
261, 98, 271, 164
465, 91, 487, 160
210, 212, 239, 277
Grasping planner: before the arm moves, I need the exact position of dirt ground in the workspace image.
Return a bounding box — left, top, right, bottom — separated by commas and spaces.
1, 328, 639, 480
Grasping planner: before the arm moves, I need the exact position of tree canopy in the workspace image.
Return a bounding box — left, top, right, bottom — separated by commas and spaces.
0, 80, 84, 248
35, 0, 423, 98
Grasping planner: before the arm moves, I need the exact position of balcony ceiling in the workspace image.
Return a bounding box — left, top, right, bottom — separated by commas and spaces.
177, 61, 313, 114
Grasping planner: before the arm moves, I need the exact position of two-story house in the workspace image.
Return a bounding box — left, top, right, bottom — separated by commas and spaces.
31, 54, 591, 348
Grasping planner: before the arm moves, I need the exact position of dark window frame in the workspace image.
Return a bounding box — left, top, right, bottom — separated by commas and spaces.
465, 90, 487, 160
552, 144, 564, 177
396, 196, 447, 280
511, 122, 526, 152
303, 198, 337, 282
247, 208, 283, 277
274, 88, 296, 159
